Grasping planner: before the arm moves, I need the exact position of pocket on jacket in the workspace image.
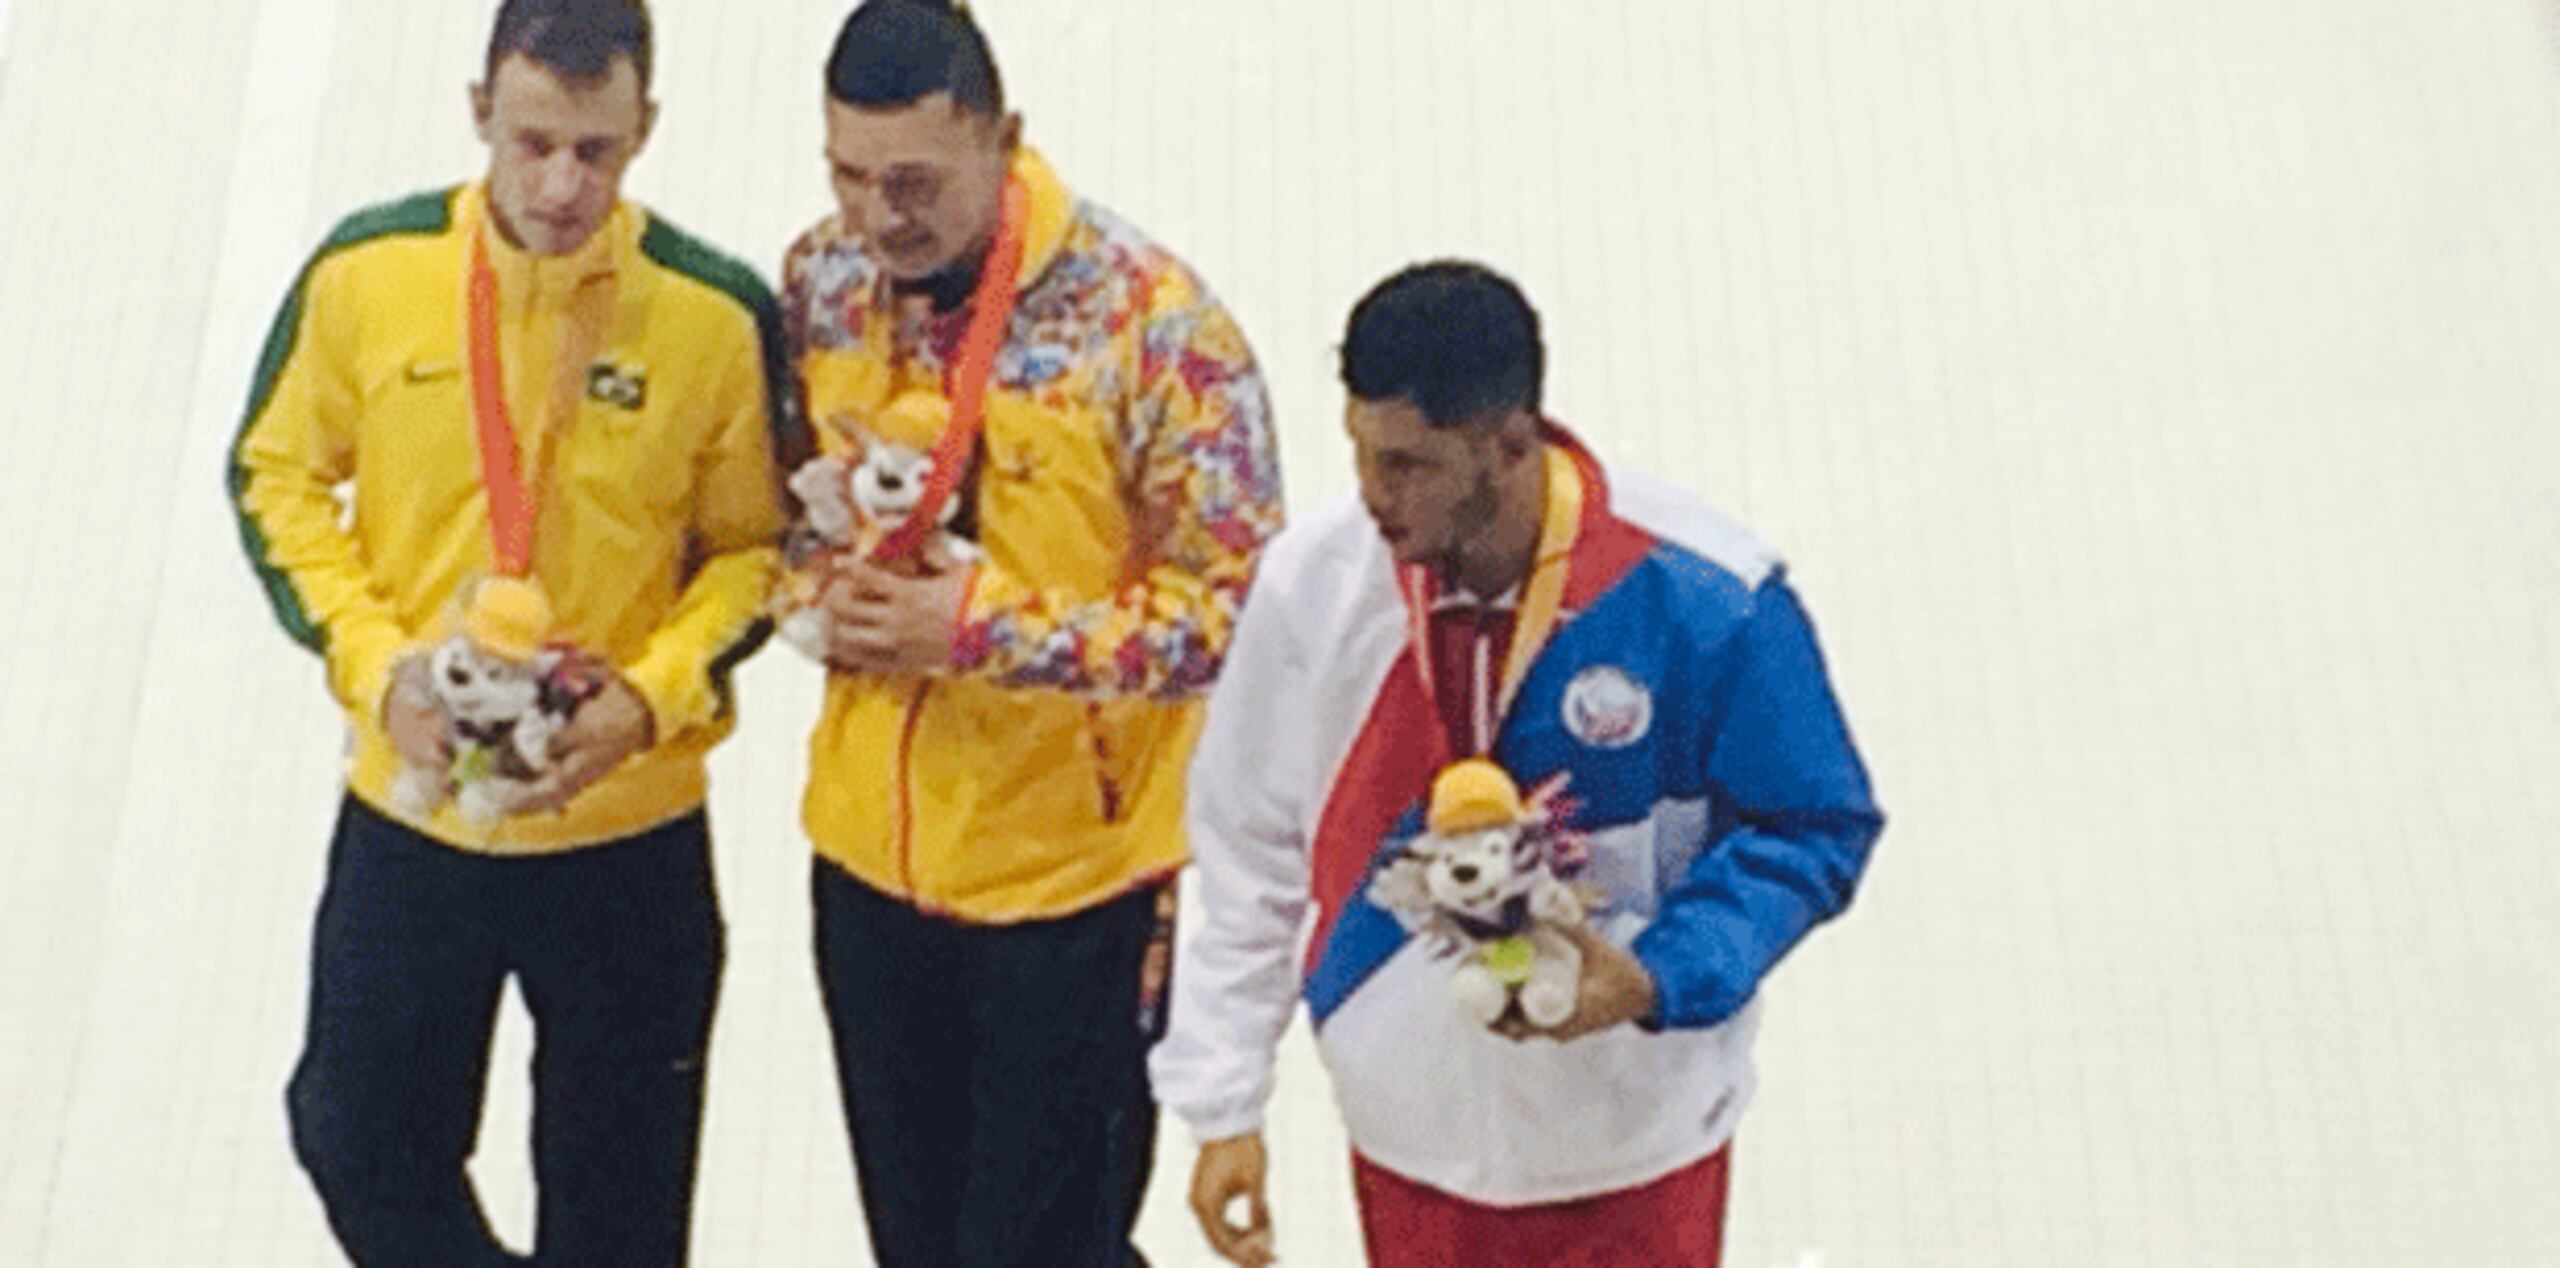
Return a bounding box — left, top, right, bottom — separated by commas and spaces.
950, 685, 1108, 831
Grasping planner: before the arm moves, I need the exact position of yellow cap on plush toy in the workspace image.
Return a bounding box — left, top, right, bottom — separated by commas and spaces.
464, 578, 553, 661
871, 390, 952, 452
1427, 758, 1525, 836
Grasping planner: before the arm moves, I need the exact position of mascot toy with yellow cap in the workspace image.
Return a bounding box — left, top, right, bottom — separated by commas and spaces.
388, 577, 611, 828
776, 374, 981, 662
1368, 759, 1598, 1029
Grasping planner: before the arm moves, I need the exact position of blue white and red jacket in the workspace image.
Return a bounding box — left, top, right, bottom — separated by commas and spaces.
1151, 429, 1885, 1205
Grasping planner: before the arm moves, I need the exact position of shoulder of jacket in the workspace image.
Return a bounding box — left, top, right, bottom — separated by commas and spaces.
635, 210, 780, 327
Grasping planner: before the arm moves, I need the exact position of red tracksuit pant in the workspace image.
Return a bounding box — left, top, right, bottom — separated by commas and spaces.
1352, 1144, 1732, 1267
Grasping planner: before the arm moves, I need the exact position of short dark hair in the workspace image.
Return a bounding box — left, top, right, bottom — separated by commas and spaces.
1340, 261, 1545, 427
827, 0, 1005, 117
486, 0, 654, 91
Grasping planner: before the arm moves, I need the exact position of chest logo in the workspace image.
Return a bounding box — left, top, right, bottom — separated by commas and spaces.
1562, 665, 1651, 750
586, 361, 648, 411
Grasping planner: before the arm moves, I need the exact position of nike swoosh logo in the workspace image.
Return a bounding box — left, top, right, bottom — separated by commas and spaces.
403, 360, 459, 383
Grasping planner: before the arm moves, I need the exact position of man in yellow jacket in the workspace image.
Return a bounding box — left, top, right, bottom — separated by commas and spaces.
780, 3, 1283, 1264
226, 2, 795, 1263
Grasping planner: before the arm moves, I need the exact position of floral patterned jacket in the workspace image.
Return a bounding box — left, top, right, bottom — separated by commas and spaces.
782, 145, 1285, 921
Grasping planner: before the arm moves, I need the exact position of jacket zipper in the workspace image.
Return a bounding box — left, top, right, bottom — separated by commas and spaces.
895, 681, 931, 895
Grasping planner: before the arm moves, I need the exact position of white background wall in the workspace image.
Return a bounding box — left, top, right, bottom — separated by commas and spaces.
2, 1, 2556, 1263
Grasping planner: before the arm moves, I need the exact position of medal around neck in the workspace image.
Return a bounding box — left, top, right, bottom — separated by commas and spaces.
387, 577, 610, 828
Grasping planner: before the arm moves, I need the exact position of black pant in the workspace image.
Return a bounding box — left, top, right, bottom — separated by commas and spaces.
287, 796, 723, 1267
813, 860, 1169, 1268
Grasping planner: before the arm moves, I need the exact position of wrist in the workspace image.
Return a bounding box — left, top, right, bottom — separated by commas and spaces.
943, 562, 983, 671
592, 671, 655, 750
1627, 949, 1670, 1033
379, 653, 426, 724
627, 678, 658, 748
1630, 971, 1662, 1027
1187, 1106, 1268, 1145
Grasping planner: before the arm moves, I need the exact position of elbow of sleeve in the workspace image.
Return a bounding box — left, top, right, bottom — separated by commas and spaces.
1808, 809, 1887, 916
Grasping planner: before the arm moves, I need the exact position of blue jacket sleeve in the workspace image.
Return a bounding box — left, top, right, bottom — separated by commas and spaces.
1630, 573, 1885, 1029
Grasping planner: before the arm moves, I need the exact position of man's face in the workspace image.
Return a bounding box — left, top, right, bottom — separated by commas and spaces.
472, 53, 653, 257
824, 92, 1016, 282
1346, 397, 1521, 571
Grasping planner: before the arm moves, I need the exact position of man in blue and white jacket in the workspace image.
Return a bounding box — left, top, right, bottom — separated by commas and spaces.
1151, 261, 1886, 1266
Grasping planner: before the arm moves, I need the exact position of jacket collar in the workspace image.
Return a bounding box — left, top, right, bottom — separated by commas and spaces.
461, 183, 629, 313
1006, 144, 1074, 296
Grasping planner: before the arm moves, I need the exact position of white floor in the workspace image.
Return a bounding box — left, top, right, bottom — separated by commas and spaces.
4, 1, 2559, 1264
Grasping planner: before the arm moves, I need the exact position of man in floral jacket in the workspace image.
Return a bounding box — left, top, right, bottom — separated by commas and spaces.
777, 3, 1283, 1265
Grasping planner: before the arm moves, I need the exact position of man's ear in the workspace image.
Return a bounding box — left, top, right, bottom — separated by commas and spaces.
996, 110, 1024, 153
1496, 409, 1542, 464
469, 81, 495, 144
633, 97, 660, 157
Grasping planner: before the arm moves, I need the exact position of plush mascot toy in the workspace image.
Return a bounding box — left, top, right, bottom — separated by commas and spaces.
388, 578, 607, 828
1368, 758, 1597, 1029
776, 369, 979, 661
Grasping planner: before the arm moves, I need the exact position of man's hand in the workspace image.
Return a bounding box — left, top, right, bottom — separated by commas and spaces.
513, 674, 655, 815
382, 653, 450, 769
822, 545, 973, 678
1189, 1132, 1277, 1267
1494, 921, 1660, 1043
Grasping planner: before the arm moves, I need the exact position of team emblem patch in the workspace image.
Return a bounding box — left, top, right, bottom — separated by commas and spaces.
586, 360, 648, 411
1562, 665, 1651, 749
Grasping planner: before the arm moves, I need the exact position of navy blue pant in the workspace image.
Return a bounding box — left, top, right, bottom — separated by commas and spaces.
287, 796, 723, 1267
813, 861, 1168, 1268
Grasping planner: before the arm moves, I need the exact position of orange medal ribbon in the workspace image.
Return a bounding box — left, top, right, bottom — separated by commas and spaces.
869, 176, 1028, 563
466, 230, 538, 577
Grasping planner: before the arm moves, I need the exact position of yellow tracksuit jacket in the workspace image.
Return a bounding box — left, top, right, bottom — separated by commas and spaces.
230, 183, 796, 853
780, 148, 1285, 921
